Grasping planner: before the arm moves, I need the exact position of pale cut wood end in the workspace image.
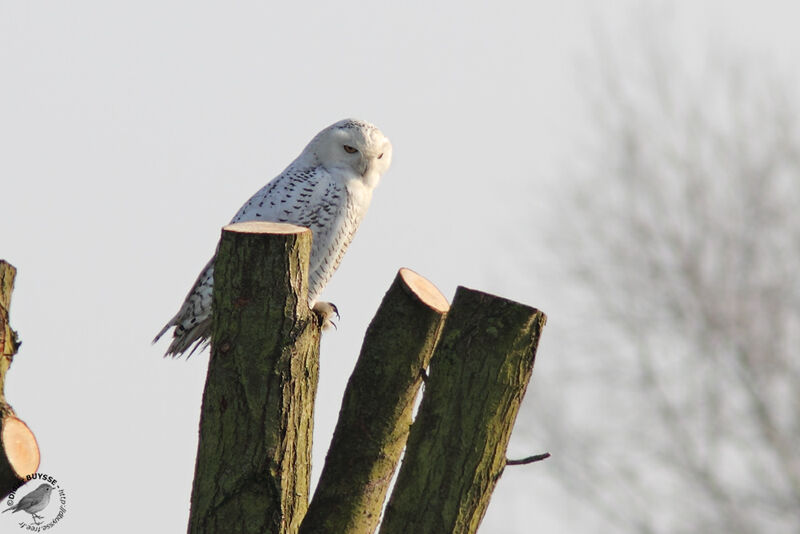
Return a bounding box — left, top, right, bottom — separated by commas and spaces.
399, 268, 450, 313
1, 417, 39, 478
224, 221, 310, 235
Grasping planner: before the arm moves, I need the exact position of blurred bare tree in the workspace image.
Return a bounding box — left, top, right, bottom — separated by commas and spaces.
541, 17, 800, 534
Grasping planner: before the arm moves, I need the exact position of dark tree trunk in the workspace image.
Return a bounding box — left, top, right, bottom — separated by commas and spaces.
299, 268, 449, 534
187, 222, 321, 534
0, 260, 41, 499
379, 287, 546, 534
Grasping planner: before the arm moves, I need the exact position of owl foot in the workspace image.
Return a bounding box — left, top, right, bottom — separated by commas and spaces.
313, 301, 340, 330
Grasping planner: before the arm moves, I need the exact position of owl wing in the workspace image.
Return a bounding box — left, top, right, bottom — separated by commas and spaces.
154, 165, 348, 356
233, 165, 353, 302
153, 257, 214, 357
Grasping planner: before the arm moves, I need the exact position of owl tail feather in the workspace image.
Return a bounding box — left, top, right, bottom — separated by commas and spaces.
152, 321, 172, 345
153, 314, 210, 358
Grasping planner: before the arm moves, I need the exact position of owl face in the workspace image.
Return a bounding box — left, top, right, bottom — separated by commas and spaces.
310, 119, 392, 188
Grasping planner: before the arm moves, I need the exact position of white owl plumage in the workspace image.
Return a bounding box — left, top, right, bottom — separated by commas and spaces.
154, 118, 392, 357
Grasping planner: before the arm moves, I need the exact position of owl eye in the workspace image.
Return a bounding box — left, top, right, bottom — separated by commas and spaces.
343, 145, 358, 154
377, 153, 384, 159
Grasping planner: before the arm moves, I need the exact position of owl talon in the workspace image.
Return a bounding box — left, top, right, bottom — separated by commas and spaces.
313, 301, 339, 330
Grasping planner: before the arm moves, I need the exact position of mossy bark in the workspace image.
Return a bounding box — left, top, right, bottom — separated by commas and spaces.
0, 261, 20, 417
299, 269, 448, 534
187, 223, 321, 534
0, 261, 39, 499
379, 286, 546, 534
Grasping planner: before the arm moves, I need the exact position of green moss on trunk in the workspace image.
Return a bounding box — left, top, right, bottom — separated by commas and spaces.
380, 286, 546, 534
187, 223, 321, 534
300, 269, 448, 534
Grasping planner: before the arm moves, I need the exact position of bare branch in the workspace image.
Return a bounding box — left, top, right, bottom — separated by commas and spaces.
506, 453, 550, 466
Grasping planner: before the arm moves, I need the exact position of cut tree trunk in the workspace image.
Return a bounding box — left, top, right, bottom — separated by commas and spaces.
187, 222, 321, 534
299, 268, 449, 534
183, 223, 548, 534
379, 286, 546, 534
0, 261, 40, 499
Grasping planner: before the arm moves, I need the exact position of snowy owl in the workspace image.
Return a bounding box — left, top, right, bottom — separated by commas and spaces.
154, 118, 392, 357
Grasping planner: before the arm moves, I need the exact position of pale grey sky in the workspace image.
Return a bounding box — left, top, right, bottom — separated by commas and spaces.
1, 1, 799, 532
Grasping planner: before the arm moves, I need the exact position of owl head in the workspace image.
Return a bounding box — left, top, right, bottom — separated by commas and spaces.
307, 119, 392, 188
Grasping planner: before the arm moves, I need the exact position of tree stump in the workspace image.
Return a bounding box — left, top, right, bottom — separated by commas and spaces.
380, 286, 546, 534
300, 268, 449, 534
0, 261, 40, 499
187, 223, 321, 534
184, 225, 548, 534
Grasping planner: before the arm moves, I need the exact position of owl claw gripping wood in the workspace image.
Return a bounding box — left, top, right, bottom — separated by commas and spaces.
154, 119, 391, 357
312, 301, 340, 331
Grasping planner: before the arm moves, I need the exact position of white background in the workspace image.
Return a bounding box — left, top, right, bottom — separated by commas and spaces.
1, 1, 799, 532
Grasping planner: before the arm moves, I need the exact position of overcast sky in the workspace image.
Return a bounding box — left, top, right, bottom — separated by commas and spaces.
2, 2, 799, 532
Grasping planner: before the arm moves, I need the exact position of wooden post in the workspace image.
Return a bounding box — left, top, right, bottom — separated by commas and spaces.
187, 223, 321, 534
299, 268, 449, 534
379, 286, 546, 534
0, 261, 40, 499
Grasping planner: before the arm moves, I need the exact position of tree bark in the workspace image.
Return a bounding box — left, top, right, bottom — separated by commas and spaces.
0, 261, 20, 416
379, 286, 546, 534
0, 261, 40, 499
300, 268, 449, 534
187, 222, 321, 534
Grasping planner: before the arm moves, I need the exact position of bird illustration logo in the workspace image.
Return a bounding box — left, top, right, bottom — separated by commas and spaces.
2, 483, 53, 525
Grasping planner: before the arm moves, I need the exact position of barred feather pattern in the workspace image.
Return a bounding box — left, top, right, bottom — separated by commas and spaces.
154, 118, 391, 357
